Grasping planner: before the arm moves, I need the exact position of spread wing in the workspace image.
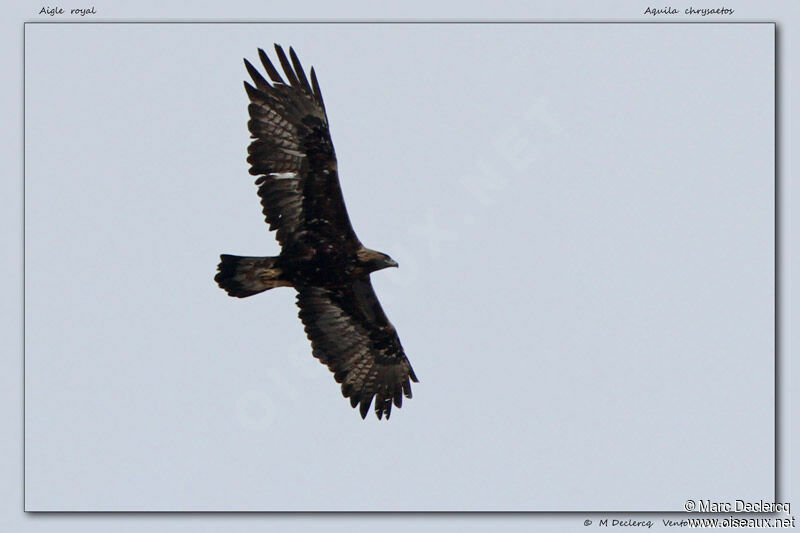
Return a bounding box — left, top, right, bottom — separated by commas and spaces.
296, 279, 418, 419
243, 45, 360, 251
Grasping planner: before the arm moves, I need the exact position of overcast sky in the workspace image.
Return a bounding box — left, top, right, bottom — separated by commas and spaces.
25, 22, 774, 510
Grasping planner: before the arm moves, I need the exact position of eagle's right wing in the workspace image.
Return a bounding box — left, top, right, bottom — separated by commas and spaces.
296, 278, 418, 419
243, 45, 361, 252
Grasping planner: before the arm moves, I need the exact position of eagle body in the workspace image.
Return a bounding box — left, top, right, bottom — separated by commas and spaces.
215, 46, 417, 420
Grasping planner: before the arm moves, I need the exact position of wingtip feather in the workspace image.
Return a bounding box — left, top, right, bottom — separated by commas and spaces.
310, 67, 326, 109
274, 43, 300, 87
359, 396, 372, 419
244, 58, 270, 89
289, 47, 312, 93
243, 81, 262, 101
258, 47, 284, 84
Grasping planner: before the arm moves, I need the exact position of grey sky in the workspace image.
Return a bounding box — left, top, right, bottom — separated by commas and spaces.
24, 22, 774, 511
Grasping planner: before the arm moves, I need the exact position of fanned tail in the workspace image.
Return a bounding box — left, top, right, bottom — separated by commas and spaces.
215, 255, 292, 298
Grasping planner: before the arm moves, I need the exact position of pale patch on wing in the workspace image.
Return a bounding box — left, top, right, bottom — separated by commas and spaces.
279, 148, 306, 158
269, 171, 298, 180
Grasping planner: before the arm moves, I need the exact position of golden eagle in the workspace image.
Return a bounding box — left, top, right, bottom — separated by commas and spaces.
215, 45, 418, 420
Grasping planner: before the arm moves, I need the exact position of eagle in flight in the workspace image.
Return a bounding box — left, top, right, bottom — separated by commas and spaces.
215, 45, 418, 420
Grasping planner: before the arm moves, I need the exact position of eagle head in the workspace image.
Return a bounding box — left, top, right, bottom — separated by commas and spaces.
357, 247, 398, 273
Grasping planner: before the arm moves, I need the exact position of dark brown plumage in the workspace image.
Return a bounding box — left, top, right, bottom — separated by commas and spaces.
215, 45, 417, 420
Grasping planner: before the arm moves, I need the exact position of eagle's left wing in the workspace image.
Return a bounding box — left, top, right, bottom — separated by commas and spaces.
243, 45, 362, 254
296, 279, 418, 419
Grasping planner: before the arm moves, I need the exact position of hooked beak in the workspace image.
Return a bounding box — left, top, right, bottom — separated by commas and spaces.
387, 258, 399, 268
